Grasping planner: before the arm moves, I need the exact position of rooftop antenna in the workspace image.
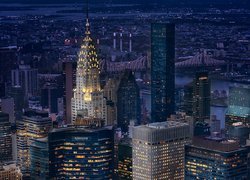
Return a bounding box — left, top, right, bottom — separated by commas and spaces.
85, 0, 90, 35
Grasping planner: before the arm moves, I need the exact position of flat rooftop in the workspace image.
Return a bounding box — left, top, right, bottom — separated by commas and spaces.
143, 121, 189, 130
191, 137, 241, 152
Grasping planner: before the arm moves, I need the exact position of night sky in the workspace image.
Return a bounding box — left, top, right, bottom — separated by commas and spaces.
0, 0, 249, 6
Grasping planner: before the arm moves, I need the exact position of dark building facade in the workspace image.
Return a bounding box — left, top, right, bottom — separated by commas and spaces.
192, 71, 210, 122
41, 83, 64, 113
0, 46, 17, 98
11, 65, 38, 98
62, 61, 77, 124
118, 138, 132, 179
7, 86, 25, 119
151, 23, 175, 122
0, 112, 12, 162
185, 137, 248, 179
48, 126, 114, 179
183, 82, 194, 116
117, 71, 140, 133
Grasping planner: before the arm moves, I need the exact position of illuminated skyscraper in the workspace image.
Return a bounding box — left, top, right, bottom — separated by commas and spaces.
71, 7, 106, 124
185, 137, 248, 179
132, 121, 191, 179
151, 23, 175, 122
192, 71, 210, 122
48, 126, 114, 179
118, 138, 132, 179
226, 83, 250, 128
17, 110, 52, 178
0, 112, 12, 162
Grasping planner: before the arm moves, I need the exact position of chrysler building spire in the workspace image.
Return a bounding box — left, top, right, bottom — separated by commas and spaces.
71, 0, 106, 124
85, 0, 90, 35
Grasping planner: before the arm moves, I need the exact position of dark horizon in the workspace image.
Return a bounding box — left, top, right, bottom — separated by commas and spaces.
0, 0, 249, 6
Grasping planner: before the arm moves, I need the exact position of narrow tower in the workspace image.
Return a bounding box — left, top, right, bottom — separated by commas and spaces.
129, 33, 132, 52
113, 32, 116, 50
71, 1, 106, 124
120, 33, 123, 52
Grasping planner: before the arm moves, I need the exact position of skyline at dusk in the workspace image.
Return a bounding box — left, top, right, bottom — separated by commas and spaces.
0, 0, 249, 179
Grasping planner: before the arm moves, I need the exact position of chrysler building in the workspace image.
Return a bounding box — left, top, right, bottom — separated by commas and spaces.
71, 7, 106, 124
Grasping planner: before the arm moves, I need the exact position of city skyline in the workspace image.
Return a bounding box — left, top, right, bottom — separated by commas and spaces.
0, 0, 249, 179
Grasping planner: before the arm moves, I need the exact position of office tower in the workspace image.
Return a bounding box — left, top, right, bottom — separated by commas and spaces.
151, 23, 175, 122
7, 86, 25, 119
38, 74, 64, 91
63, 61, 77, 123
183, 82, 193, 116
192, 71, 210, 122
41, 83, 64, 113
57, 97, 64, 115
0, 82, 6, 98
0, 46, 17, 98
0, 163, 22, 180
48, 126, 114, 179
11, 65, 38, 98
228, 122, 250, 145
0, 97, 15, 123
28, 96, 41, 110
210, 115, 221, 133
246, 134, 250, 146
185, 137, 248, 179
17, 110, 52, 178
0, 112, 12, 162
246, 135, 250, 179
118, 138, 132, 179
104, 78, 119, 126
226, 83, 250, 128
30, 137, 49, 179
74, 109, 104, 127
132, 121, 191, 179
194, 121, 210, 136
1, 98, 17, 161
113, 128, 122, 177
71, 10, 106, 124
117, 71, 141, 133
175, 86, 185, 112
168, 112, 194, 137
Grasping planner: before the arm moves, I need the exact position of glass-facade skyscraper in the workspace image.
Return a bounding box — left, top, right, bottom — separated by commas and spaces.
151, 23, 175, 122
0, 112, 12, 162
226, 83, 250, 128
185, 137, 248, 179
118, 138, 132, 179
48, 126, 114, 179
17, 110, 52, 178
117, 71, 141, 133
193, 71, 210, 122
30, 137, 49, 179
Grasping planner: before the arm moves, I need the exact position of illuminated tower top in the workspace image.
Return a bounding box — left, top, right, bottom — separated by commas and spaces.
71, 1, 106, 123
76, 0, 100, 93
